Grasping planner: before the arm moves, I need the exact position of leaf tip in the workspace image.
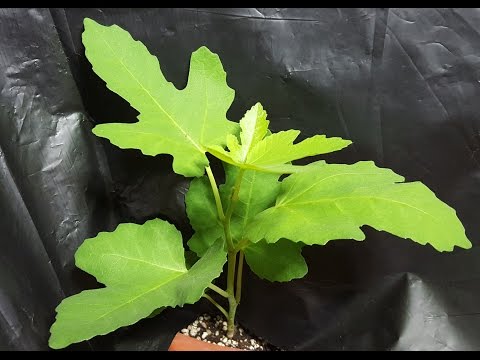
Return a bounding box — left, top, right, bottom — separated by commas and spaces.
48, 339, 61, 350
252, 102, 263, 111
453, 237, 473, 251
193, 45, 218, 61
196, 45, 212, 53
83, 17, 104, 33
48, 328, 66, 350
91, 125, 104, 138
82, 18, 109, 50
83, 17, 96, 27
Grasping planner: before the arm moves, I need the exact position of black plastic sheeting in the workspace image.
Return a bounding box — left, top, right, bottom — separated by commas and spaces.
1, 8, 480, 351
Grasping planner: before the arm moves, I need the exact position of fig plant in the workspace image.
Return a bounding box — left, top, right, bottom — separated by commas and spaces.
48, 18, 472, 349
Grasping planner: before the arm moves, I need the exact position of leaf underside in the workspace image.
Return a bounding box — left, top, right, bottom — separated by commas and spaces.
83, 18, 238, 177
49, 219, 226, 349
247, 161, 472, 252
244, 239, 307, 282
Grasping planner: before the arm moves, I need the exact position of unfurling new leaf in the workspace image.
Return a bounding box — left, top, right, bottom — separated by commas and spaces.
207, 102, 352, 173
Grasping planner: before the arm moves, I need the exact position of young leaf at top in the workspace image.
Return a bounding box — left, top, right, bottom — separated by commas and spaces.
247, 161, 472, 252
82, 18, 238, 177
207, 102, 352, 174
48, 219, 226, 349
186, 164, 308, 282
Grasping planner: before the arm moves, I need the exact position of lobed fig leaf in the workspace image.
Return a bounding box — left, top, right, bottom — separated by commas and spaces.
207, 102, 351, 173
49, 220, 226, 349
247, 161, 472, 252
83, 18, 238, 177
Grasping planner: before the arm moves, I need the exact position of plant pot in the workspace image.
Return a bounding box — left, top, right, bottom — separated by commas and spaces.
168, 313, 279, 351
168, 333, 244, 351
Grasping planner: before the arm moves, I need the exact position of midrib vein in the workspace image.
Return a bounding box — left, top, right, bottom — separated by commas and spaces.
241, 171, 256, 230
277, 195, 436, 220
279, 172, 392, 205
200, 61, 208, 144
99, 30, 203, 153
94, 271, 186, 321
102, 253, 185, 272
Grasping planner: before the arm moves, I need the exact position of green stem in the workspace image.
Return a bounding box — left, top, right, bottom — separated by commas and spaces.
204, 166, 246, 338
224, 169, 245, 222
205, 166, 225, 221
226, 251, 238, 338
224, 168, 246, 337
223, 169, 245, 252
208, 284, 229, 298
205, 165, 234, 250
202, 294, 228, 319
223, 223, 235, 252
235, 251, 244, 304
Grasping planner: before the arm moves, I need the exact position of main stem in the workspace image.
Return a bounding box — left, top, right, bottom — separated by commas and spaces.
226, 251, 237, 338
205, 165, 245, 338
223, 168, 245, 338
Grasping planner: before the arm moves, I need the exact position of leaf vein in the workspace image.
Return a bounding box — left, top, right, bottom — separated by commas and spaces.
99, 28, 204, 153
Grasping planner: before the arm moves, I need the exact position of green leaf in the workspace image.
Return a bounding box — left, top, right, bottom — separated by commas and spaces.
186, 164, 308, 281
244, 240, 307, 282
221, 165, 282, 240
185, 176, 224, 257
48, 219, 226, 349
247, 161, 472, 252
186, 164, 281, 256
224, 102, 269, 163
207, 103, 351, 173
82, 18, 238, 177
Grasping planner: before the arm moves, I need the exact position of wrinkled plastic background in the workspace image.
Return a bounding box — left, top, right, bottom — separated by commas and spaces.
1, 8, 479, 350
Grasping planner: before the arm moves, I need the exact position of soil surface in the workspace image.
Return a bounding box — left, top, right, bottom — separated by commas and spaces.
180, 313, 282, 351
